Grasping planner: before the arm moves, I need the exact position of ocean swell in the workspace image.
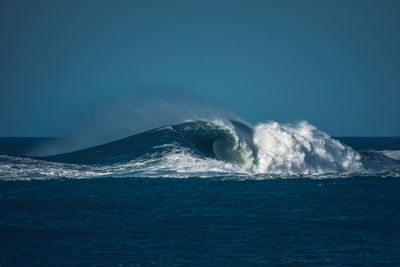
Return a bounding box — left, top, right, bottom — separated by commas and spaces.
0, 119, 373, 180
3, 118, 400, 181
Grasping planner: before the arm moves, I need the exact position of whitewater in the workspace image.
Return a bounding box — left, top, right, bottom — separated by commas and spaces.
1, 119, 399, 181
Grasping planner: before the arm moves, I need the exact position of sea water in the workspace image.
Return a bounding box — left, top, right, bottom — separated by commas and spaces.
1, 120, 399, 265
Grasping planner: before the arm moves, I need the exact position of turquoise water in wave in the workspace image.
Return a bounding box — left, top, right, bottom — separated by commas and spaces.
1, 121, 400, 265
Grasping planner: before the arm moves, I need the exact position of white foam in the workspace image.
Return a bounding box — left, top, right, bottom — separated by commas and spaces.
110, 147, 249, 178
0, 155, 112, 181
0, 149, 248, 181
252, 121, 363, 174
380, 150, 400, 161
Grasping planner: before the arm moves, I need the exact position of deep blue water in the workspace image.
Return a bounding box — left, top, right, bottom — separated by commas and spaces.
1, 121, 400, 265
1, 177, 400, 265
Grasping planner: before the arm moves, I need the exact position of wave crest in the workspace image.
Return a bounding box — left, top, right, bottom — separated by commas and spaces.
253, 121, 362, 174
35, 119, 364, 176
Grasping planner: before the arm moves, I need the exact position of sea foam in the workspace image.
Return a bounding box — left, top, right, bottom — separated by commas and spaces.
252, 121, 362, 174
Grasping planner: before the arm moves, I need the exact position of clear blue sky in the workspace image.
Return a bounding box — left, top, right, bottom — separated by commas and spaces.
1, 0, 399, 137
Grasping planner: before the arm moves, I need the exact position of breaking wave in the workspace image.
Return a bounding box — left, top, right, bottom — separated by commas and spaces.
3, 119, 398, 181
253, 121, 362, 174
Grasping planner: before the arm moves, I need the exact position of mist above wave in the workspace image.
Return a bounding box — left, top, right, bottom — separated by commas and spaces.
32, 90, 244, 156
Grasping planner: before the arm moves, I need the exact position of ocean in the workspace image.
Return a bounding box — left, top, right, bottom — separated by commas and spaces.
1, 120, 400, 265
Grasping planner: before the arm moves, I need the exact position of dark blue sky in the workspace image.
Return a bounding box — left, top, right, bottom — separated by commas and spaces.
1, 0, 399, 137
